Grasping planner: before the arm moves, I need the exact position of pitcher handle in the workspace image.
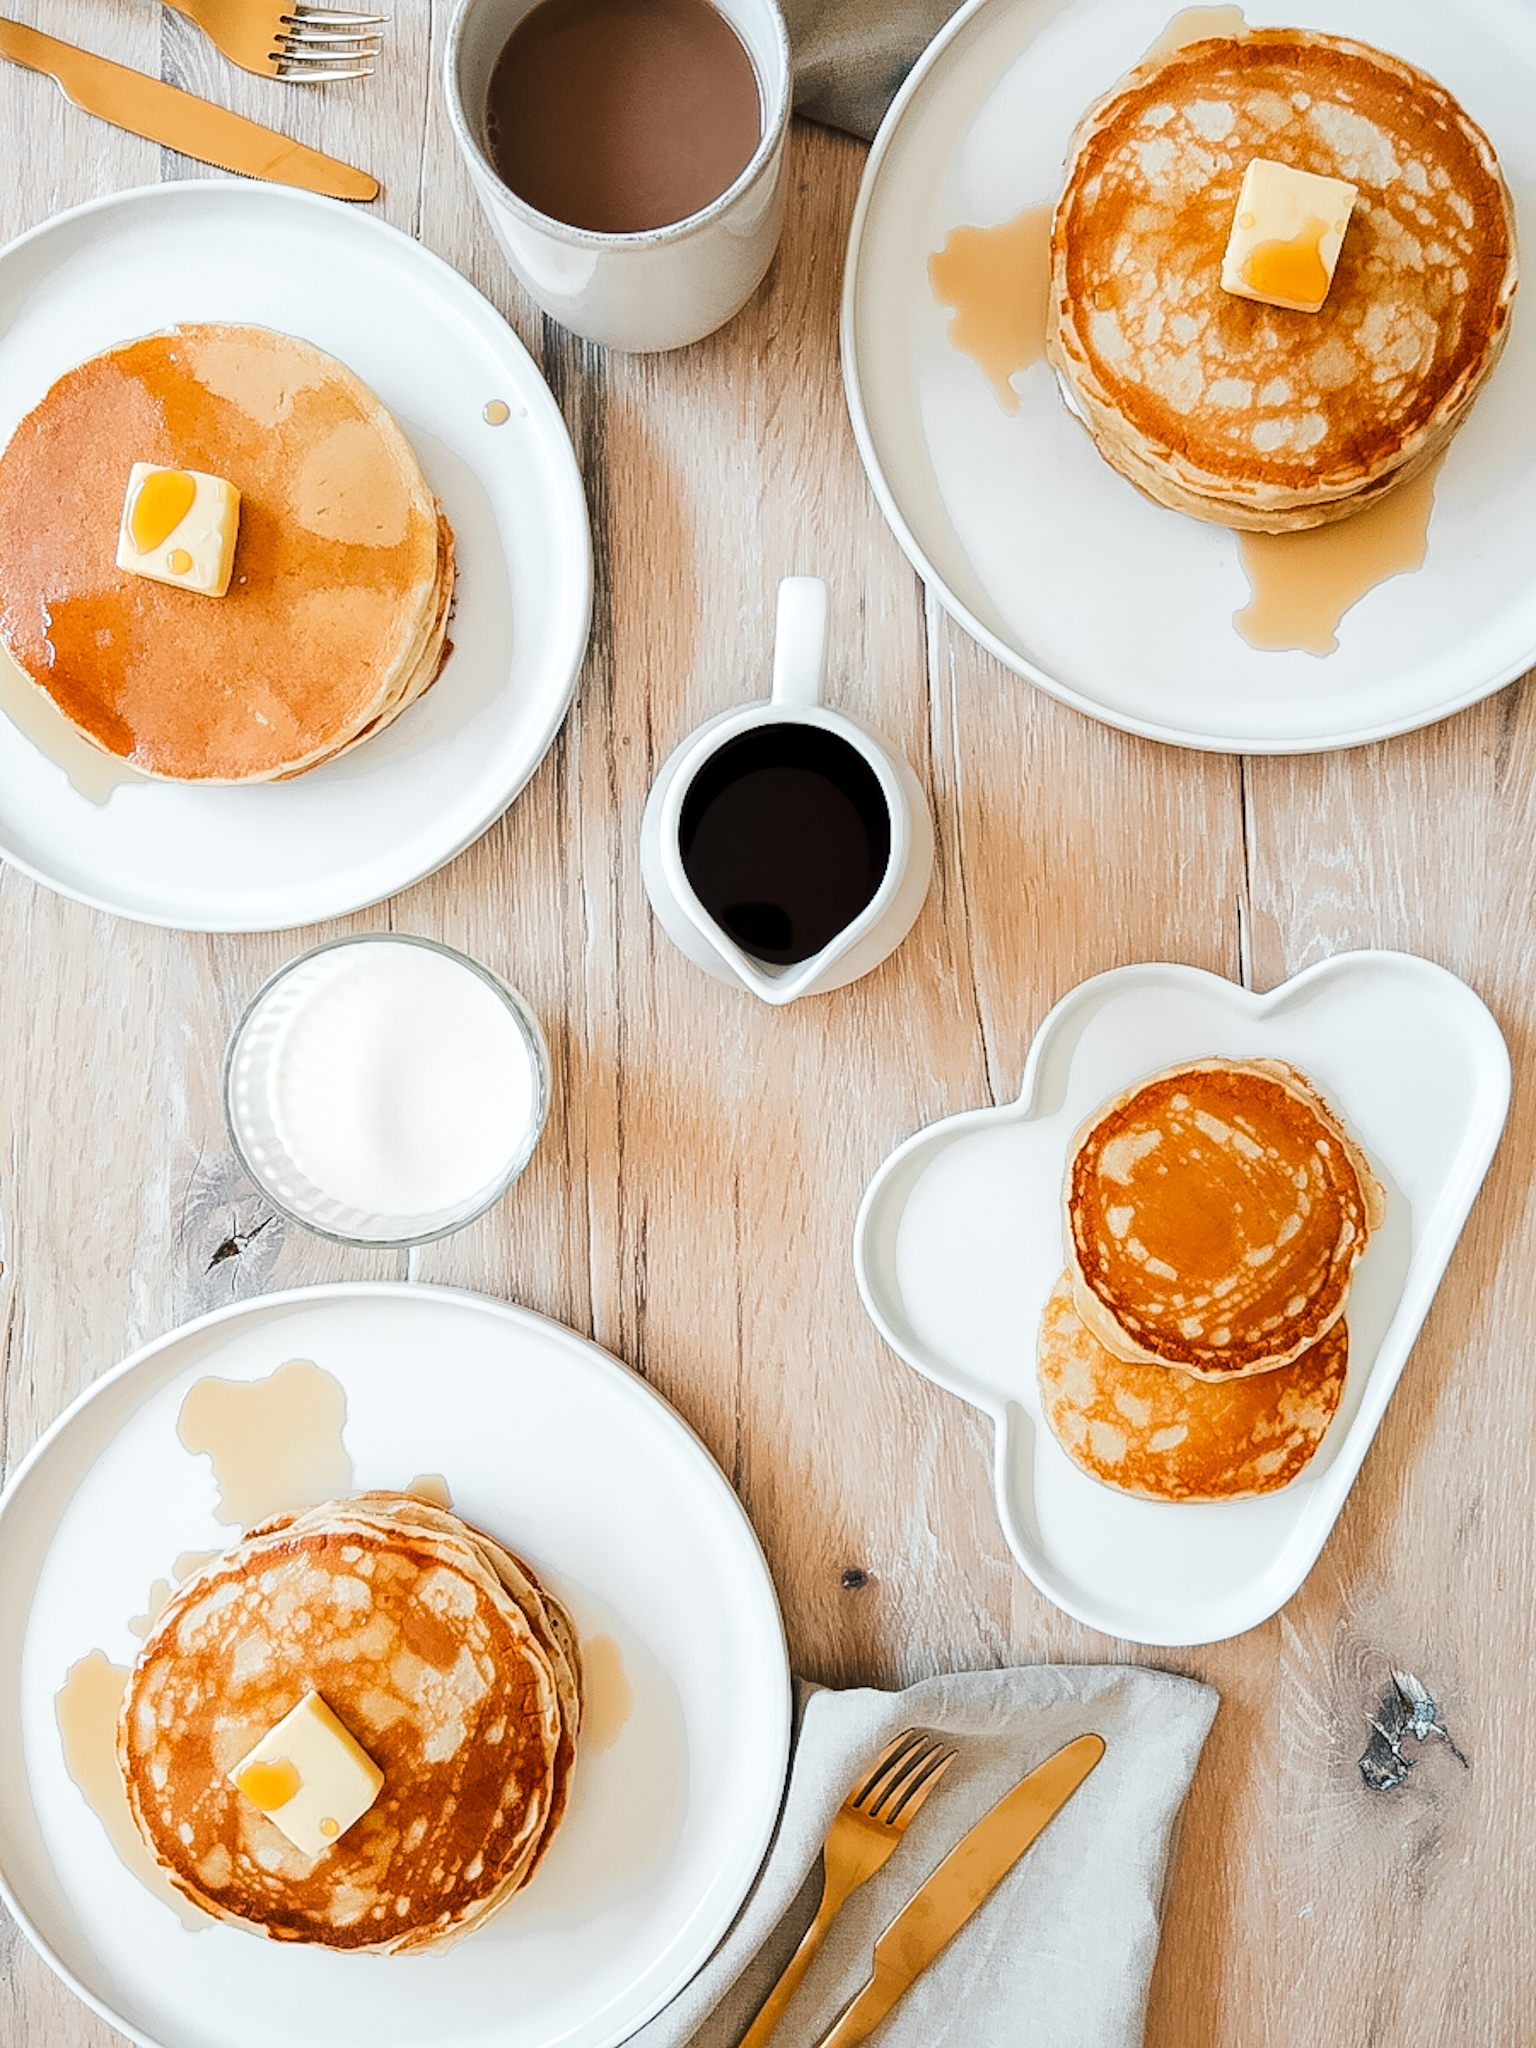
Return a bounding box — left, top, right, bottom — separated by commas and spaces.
770, 576, 828, 708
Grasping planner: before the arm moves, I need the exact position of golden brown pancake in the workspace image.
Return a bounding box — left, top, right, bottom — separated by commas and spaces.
1047, 30, 1518, 530
1065, 1057, 1383, 1377
118, 1492, 580, 1953
1038, 1272, 1347, 1502
0, 325, 454, 781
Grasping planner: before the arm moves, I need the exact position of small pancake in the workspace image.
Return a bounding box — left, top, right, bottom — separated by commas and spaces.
119, 1492, 580, 1953
1038, 1272, 1346, 1502
0, 325, 454, 780
1047, 29, 1517, 530
1065, 1057, 1383, 1378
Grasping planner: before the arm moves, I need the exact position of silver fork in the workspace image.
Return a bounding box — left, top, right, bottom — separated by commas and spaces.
159, 0, 388, 81
737, 1729, 958, 2048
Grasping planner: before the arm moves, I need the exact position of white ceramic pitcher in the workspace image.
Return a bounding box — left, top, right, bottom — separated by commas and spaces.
639, 578, 933, 1004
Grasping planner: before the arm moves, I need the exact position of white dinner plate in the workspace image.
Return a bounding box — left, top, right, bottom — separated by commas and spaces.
0, 1284, 789, 2048
0, 184, 590, 928
853, 954, 1510, 1644
842, 0, 1536, 752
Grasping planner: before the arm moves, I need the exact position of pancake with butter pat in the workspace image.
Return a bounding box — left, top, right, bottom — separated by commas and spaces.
0, 325, 453, 780
1047, 30, 1517, 529
1065, 1057, 1383, 1378
1038, 1271, 1347, 1501
118, 1492, 580, 1953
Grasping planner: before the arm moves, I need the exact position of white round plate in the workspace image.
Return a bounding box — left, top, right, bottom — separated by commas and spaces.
0, 184, 591, 927
0, 1284, 789, 2048
854, 953, 1510, 1644
842, 0, 1536, 752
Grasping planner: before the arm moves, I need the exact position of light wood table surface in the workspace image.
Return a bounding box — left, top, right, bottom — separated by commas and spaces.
3, 6, 1534, 2043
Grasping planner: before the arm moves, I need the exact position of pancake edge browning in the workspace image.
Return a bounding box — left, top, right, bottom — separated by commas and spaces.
1064, 1056, 1384, 1378
1047, 29, 1519, 530
1038, 1271, 1348, 1501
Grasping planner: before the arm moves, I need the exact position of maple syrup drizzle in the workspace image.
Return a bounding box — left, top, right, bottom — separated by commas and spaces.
176, 1357, 353, 1528
0, 641, 150, 805
1234, 461, 1441, 655
928, 204, 1053, 414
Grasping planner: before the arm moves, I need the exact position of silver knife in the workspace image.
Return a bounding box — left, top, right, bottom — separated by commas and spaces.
0, 16, 378, 201
812, 1732, 1107, 2048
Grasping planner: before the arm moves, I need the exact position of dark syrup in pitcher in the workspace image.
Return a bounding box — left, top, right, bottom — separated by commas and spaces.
678, 725, 892, 966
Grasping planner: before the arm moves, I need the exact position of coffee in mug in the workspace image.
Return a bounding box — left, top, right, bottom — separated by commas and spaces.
485, 0, 763, 235
445, 0, 790, 351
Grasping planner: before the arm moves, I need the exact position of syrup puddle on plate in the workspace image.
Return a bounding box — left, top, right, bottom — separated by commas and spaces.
1140, 3, 1248, 62
929, 204, 1052, 413
55, 1651, 213, 1930
56, 1357, 642, 1930
927, 0, 1439, 656
176, 1356, 353, 1526
1233, 460, 1441, 654
0, 641, 150, 805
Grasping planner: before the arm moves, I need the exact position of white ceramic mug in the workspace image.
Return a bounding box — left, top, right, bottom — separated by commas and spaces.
640, 578, 934, 1003
444, 0, 791, 352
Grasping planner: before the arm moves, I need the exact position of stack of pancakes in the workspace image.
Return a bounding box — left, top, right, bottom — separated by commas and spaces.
118, 1491, 581, 1953
1038, 1057, 1384, 1503
0, 324, 454, 780
1047, 29, 1518, 530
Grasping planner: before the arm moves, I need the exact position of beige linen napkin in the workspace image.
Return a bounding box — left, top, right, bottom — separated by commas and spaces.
783, 0, 965, 139
628, 1663, 1218, 2048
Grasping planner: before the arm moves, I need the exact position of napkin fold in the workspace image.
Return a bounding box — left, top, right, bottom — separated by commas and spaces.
783, 0, 966, 140
629, 1663, 1218, 2048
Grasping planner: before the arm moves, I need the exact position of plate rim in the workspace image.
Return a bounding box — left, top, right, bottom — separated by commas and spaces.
851, 949, 1512, 1643
0, 1279, 791, 2048
0, 180, 593, 930
840, 0, 1536, 756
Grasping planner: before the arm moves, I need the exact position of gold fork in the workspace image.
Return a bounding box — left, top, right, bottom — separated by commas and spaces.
159, 0, 387, 81
738, 1729, 958, 2048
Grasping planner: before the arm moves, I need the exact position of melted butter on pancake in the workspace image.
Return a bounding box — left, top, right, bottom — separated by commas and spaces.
0, 324, 454, 781
1047, 29, 1518, 529
119, 1494, 582, 1951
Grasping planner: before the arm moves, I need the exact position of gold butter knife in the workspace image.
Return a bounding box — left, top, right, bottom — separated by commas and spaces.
0, 16, 377, 201
811, 1732, 1107, 2048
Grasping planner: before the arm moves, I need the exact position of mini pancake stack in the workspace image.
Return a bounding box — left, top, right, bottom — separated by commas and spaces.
1047, 28, 1518, 530
0, 324, 454, 780
118, 1490, 581, 1953
1038, 1058, 1384, 1503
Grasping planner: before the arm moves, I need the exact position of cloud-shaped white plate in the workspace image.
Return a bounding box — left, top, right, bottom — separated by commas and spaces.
853, 954, 1510, 1646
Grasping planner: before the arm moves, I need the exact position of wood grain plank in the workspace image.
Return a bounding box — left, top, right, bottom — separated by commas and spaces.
1238, 689, 1536, 2047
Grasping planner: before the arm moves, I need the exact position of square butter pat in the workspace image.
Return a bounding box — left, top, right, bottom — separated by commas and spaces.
1220, 158, 1358, 313
229, 1691, 383, 1859
117, 463, 241, 596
